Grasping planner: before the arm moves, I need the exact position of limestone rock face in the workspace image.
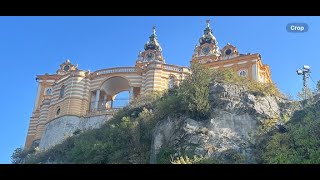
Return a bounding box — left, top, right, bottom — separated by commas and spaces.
150, 83, 295, 163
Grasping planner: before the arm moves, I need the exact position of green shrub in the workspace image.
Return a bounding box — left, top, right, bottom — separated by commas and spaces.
178, 62, 212, 120
221, 150, 247, 164
211, 68, 279, 97
259, 102, 320, 163
211, 68, 242, 84
247, 81, 280, 97
11, 147, 28, 164
157, 147, 176, 164
154, 88, 182, 120
171, 155, 219, 164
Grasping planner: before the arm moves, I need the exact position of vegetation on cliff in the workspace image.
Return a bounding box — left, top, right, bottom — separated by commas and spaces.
257, 100, 320, 163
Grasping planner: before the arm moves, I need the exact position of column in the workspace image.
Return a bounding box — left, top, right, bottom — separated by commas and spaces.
94, 89, 100, 110
252, 63, 258, 81
103, 95, 107, 103
129, 86, 134, 102
103, 95, 107, 109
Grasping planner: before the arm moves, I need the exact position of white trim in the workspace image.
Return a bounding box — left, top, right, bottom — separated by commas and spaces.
45, 80, 55, 83
223, 64, 234, 67
211, 66, 220, 69
33, 83, 41, 111
55, 75, 70, 84
237, 61, 248, 65
38, 80, 55, 83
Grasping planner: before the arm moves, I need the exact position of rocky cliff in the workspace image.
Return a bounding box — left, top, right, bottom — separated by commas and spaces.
18, 82, 299, 164
150, 83, 296, 163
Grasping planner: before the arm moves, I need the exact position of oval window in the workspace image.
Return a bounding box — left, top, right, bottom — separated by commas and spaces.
225, 49, 232, 55
239, 70, 247, 77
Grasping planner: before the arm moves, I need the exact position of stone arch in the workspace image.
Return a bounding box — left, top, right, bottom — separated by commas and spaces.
99, 76, 132, 96
100, 76, 132, 109
98, 75, 132, 88
168, 74, 178, 89
89, 76, 133, 111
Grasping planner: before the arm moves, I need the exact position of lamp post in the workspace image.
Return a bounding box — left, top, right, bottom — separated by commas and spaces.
296, 65, 311, 100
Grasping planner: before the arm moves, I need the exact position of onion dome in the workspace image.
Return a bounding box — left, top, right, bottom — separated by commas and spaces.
199, 20, 217, 45
144, 26, 162, 51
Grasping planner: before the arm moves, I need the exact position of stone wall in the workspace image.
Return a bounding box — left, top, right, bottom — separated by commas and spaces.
39, 115, 112, 151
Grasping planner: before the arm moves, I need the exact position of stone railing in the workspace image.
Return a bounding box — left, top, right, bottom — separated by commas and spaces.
86, 108, 120, 116
95, 67, 136, 75
163, 65, 183, 72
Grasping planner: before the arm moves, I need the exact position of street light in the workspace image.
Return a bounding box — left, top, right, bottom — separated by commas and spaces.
303, 65, 310, 70
296, 70, 303, 75
296, 65, 311, 100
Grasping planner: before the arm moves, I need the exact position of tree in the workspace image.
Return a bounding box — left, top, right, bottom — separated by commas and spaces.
297, 86, 314, 102
11, 147, 27, 164
178, 62, 212, 120
316, 80, 320, 93
260, 102, 320, 164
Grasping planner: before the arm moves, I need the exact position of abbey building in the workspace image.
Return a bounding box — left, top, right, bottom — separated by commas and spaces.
25, 21, 272, 149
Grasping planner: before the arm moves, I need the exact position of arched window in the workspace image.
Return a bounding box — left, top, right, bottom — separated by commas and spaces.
168, 76, 175, 89
239, 70, 247, 77
56, 107, 61, 116
59, 85, 65, 99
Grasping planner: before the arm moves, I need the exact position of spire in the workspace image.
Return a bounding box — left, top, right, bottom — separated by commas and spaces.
144, 26, 162, 51
199, 19, 217, 45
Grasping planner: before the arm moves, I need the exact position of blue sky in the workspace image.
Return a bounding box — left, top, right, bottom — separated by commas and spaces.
0, 16, 319, 164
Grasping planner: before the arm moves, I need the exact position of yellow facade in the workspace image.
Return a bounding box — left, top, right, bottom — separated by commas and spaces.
25, 22, 272, 149
191, 20, 272, 83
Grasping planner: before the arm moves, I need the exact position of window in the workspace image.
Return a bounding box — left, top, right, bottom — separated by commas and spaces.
168, 76, 175, 89
63, 65, 70, 72
56, 107, 61, 116
239, 70, 247, 77
225, 48, 232, 55
59, 85, 65, 99
45, 88, 52, 95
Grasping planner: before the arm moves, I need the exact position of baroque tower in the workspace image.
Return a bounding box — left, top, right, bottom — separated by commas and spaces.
135, 27, 189, 94
191, 20, 272, 83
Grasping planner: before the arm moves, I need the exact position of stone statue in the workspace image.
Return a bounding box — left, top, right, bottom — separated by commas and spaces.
206, 20, 210, 28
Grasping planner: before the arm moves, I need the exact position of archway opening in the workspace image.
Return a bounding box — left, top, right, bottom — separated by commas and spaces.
89, 76, 133, 112
112, 91, 130, 108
